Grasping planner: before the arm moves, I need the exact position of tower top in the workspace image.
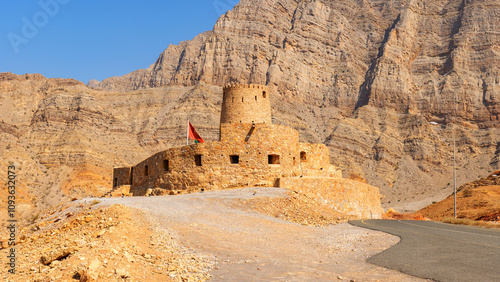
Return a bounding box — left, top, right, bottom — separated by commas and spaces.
223, 83, 269, 92
220, 83, 272, 125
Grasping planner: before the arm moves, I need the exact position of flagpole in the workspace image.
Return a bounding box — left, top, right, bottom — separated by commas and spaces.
186, 120, 189, 145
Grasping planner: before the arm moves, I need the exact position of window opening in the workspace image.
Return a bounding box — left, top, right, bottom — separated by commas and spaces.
164, 160, 169, 171
230, 155, 240, 164
268, 154, 280, 164
145, 165, 149, 176
130, 167, 134, 184
195, 155, 202, 166
263, 91, 267, 98
300, 151, 307, 162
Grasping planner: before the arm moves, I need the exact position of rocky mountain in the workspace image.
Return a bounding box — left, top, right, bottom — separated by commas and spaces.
1, 0, 499, 219
0, 73, 224, 221
95, 0, 500, 125
418, 171, 500, 221
91, 0, 500, 202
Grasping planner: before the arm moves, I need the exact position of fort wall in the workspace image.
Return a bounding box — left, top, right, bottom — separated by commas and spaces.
278, 177, 383, 219
120, 123, 337, 195
113, 167, 132, 188
220, 84, 271, 126
298, 143, 331, 170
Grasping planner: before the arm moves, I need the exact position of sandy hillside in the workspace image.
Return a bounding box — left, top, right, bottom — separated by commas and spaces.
418, 172, 500, 222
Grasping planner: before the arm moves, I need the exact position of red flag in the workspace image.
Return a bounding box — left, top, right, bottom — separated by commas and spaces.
188, 122, 204, 143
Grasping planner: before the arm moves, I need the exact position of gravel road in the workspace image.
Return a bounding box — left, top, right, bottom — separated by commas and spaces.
92, 188, 427, 281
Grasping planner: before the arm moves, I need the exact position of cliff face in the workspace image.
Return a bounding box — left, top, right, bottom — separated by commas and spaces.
89, 0, 500, 207
2, 0, 500, 216
95, 0, 499, 124
0, 74, 147, 215
1, 73, 223, 216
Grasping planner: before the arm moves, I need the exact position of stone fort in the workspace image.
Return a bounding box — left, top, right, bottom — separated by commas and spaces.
113, 83, 382, 218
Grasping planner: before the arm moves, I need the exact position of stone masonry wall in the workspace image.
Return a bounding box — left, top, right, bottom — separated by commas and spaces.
113, 167, 132, 188
298, 143, 331, 170
125, 123, 342, 195
297, 143, 342, 177
279, 177, 383, 219
220, 84, 271, 125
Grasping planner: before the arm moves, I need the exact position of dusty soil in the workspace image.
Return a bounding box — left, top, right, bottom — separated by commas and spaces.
229, 188, 357, 226
96, 188, 426, 281
1, 187, 428, 281
0, 202, 213, 282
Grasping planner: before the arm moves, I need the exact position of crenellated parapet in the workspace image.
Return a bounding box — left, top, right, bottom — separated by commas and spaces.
222, 83, 269, 91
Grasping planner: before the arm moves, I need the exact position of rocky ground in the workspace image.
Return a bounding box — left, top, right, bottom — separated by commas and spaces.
0, 201, 213, 282
229, 188, 357, 226
1, 188, 428, 281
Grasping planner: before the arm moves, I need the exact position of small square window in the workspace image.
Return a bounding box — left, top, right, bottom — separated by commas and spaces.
300, 151, 307, 162
268, 154, 280, 164
230, 155, 240, 164
195, 155, 202, 166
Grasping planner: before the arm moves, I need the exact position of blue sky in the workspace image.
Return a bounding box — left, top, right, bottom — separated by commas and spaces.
0, 0, 238, 83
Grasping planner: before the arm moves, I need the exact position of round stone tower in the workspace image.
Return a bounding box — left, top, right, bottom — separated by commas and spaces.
220, 83, 271, 124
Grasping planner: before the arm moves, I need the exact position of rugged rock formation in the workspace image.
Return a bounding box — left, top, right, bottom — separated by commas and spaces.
1, 0, 499, 217
91, 0, 499, 206
0, 74, 149, 218
96, 0, 500, 125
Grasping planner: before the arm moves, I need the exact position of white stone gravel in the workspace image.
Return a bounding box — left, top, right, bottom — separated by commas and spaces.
90, 188, 429, 281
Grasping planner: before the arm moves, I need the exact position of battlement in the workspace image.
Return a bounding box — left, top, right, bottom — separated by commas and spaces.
220, 83, 271, 125
223, 83, 269, 92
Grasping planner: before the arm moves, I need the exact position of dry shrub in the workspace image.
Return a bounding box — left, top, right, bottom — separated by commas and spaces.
462, 189, 473, 197
90, 199, 101, 205
442, 217, 500, 229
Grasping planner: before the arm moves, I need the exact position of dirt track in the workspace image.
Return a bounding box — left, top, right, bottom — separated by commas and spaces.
95, 188, 427, 281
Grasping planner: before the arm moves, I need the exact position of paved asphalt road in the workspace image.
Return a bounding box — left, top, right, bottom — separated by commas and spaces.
349, 220, 500, 282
